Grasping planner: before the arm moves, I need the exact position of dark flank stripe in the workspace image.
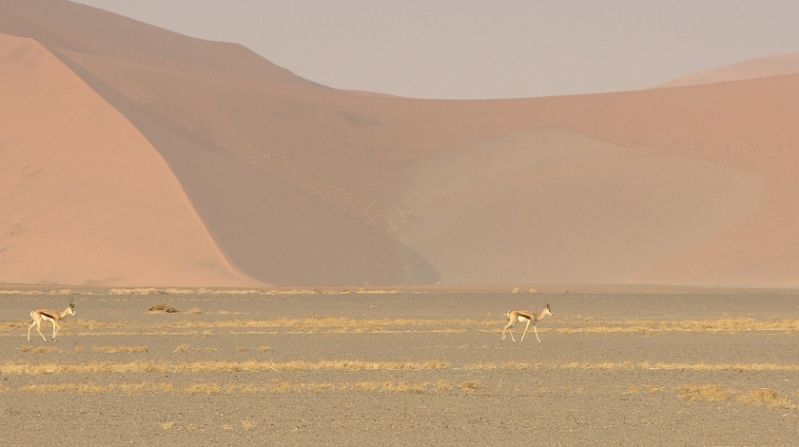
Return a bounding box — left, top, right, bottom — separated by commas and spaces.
516, 312, 534, 320
39, 311, 56, 320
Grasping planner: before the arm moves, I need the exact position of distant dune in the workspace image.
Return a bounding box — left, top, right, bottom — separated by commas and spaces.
660, 53, 799, 88
2, 0, 798, 287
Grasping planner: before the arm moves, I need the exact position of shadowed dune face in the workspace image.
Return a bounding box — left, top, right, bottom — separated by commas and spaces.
1, 0, 798, 287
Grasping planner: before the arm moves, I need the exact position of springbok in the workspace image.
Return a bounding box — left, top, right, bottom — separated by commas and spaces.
27, 301, 76, 343
502, 303, 552, 343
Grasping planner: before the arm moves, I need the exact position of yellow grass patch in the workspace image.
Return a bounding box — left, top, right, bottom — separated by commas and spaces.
14, 380, 469, 395
90, 346, 149, 354
435, 380, 454, 391
19, 345, 62, 354
0, 359, 449, 376
18, 382, 174, 395
460, 381, 479, 392
676, 384, 732, 402
148, 303, 178, 313
173, 344, 218, 353
738, 388, 796, 409
628, 385, 663, 395
554, 318, 799, 334
241, 420, 256, 431
464, 361, 799, 373
235, 345, 271, 353
160, 421, 176, 431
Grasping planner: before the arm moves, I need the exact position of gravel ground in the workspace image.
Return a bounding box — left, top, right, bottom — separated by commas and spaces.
0, 290, 797, 446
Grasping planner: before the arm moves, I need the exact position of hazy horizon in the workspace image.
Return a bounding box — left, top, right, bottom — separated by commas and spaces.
72, 0, 799, 99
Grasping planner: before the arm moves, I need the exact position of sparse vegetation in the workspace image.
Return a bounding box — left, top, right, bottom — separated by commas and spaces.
90, 346, 149, 354
8, 380, 473, 395
460, 381, 479, 392
4, 315, 799, 338
173, 344, 218, 353
148, 303, 178, 313
19, 346, 62, 354
738, 388, 796, 409
18, 383, 174, 395
676, 384, 732, 402
0, 359, 450, 376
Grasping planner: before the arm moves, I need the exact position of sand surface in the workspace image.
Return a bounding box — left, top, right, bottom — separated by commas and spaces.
1, 290, 797, 446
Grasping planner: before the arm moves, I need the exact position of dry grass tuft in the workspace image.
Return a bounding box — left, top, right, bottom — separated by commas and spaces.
160, 421, 176, 431
173, 344, 218, 353
555, 318, 799, 335
18, 382, 173, 395
241, 420, 257, 431
90, 346, 149, 354
184, 307, 204, 315
148, 303, 178, 313
221, 424, 234, 432
184, 383, 224, 395
19, 346, 62, 354
8, 359, 799, 377
0, 359, 449, 377
628, 385, 664, 395
236, 345, 271, 353
460, 381, 479, 392
5, 379, 480, 395
738, 388, 796, 409
435, 380, 454, 392
676, 384, 731, 402
184, 381, 442, 395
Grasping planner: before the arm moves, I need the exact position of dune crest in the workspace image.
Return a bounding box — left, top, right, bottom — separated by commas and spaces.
659, 53, 799, 88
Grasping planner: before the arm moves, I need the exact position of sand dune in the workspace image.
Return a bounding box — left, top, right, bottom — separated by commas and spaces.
0, 32, 256, 286
1, 0, 798, 287
660, 53, 799, 88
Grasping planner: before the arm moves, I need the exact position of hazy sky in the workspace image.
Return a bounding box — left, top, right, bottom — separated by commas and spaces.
74, 0, 799, 99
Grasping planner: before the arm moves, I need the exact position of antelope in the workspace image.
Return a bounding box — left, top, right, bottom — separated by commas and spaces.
27, 301, 76, 343
502, 303, 552, 343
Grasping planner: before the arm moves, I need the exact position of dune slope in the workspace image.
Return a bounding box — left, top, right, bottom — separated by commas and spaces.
0, 32, 256, 286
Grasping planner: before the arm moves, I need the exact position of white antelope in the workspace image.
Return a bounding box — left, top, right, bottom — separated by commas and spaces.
502, 303, 552, 343
27, 302, 76, 343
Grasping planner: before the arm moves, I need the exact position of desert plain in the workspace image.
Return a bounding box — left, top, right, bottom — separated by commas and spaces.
0, 288, 797, 446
